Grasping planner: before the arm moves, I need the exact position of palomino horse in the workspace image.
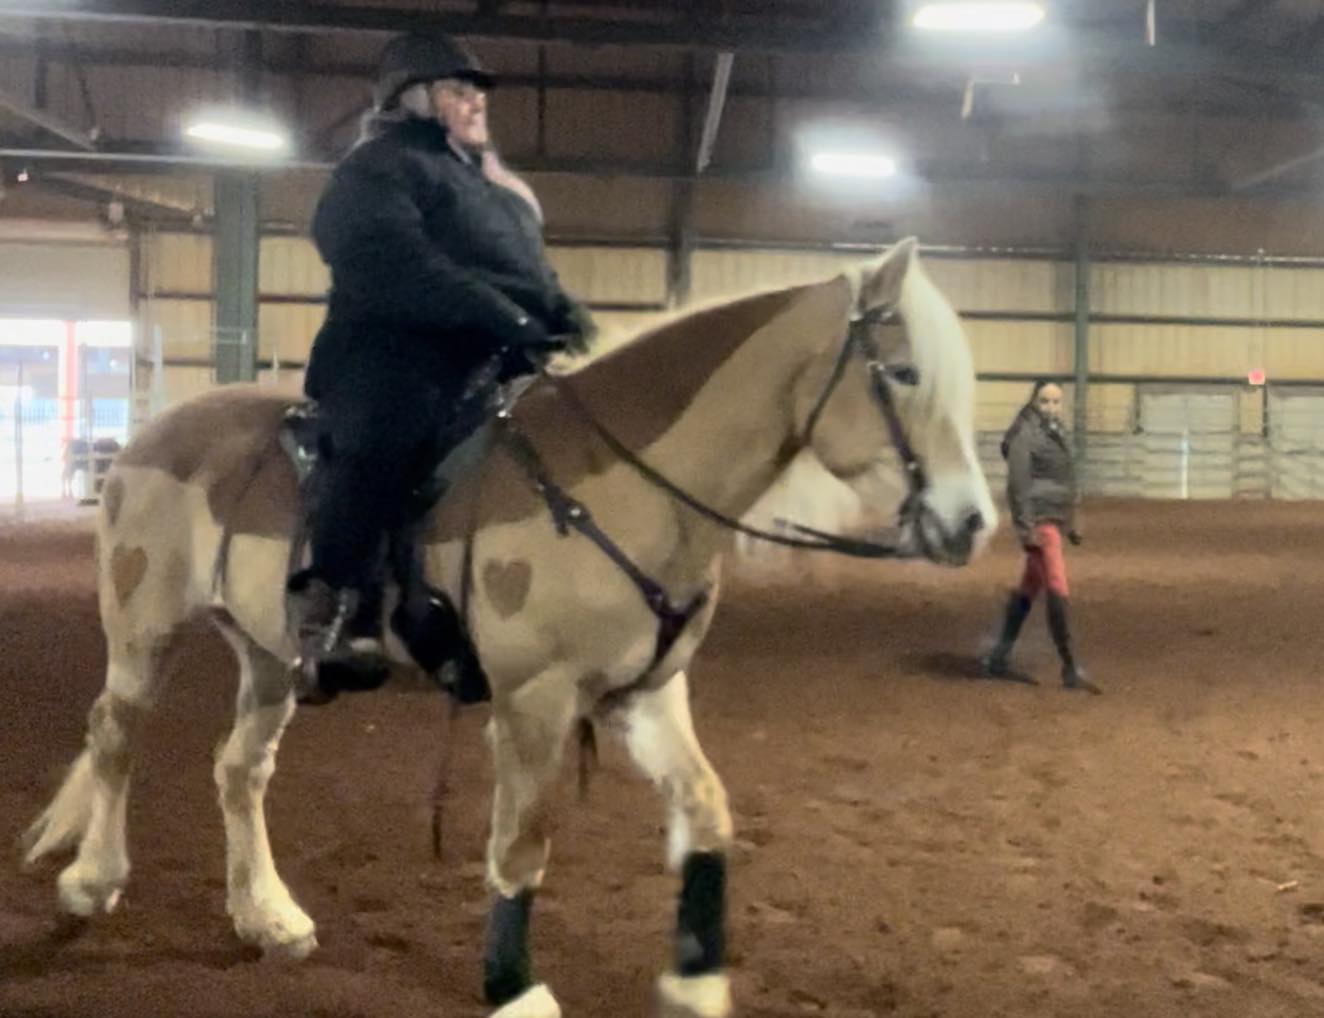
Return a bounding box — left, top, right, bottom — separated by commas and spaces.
24, 238, 995, 1018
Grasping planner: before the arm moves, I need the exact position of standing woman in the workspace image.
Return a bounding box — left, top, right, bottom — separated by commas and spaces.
983, 381, 1100, 693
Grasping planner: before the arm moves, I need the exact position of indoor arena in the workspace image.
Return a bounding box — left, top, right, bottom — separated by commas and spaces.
4, 4, 1324, 1018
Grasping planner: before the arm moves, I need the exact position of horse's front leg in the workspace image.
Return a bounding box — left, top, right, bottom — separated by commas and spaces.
483, 668, 578, 1018
620, 670, 734, 1018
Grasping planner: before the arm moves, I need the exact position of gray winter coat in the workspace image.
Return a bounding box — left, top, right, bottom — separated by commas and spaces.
1002, 406, 1078, 544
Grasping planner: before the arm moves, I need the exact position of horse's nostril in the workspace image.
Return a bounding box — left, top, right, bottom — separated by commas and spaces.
963, 511, 985, 536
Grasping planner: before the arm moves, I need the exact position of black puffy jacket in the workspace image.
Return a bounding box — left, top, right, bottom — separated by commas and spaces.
305, 118, 571, 398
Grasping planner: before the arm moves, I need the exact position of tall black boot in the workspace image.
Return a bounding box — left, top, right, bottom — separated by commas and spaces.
982, 590, 1032, 677
1046, 593, 1101, 695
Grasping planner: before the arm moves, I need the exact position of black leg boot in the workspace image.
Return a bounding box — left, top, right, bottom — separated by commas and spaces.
982, 591, 1032, 678
1046, 593, 1101, 695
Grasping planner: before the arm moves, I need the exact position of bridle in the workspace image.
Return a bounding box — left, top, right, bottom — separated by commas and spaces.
539, 305, 954, 561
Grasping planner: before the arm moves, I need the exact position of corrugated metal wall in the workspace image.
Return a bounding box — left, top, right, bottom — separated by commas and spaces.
6, 226, 1318, 501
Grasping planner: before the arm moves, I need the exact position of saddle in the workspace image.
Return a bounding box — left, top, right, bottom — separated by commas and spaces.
271, 363, 710, 708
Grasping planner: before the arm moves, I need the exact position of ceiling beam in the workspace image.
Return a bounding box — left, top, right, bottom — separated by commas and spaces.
0, 1, 847, 52
0, 33, 1309, 123
1233, 142, 1324, 192
0, 83, 96, 148
0, 5, 1320, 111
695, 51, 734, 174
4, 138, 1324, 199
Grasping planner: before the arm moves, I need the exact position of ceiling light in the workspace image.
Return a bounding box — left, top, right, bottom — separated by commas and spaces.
811, 152, 899, 179
184, 115, 289, 152
913, 2, 1046, 33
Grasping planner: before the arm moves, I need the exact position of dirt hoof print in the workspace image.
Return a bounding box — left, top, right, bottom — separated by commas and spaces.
1297, 902, 1324, 926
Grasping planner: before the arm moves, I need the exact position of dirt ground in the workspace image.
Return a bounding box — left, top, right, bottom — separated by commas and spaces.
5, 500, 1324, 1018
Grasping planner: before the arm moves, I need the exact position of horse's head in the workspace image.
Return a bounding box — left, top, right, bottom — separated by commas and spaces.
793, 238, 996, 566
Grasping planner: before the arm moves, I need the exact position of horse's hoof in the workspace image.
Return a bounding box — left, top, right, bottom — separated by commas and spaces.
57, 864, 125, 918
656, 972, 733, 1018
490, 983, 561, 1018
260, 931, 319, 962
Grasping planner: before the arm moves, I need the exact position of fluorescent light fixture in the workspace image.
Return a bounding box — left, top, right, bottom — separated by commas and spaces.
185, 116, 289, 152
811, 152, 899, 179
913, 2, 1045, 33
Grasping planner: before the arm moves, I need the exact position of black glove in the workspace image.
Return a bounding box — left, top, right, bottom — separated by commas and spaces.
551, 295, 598, 356
478, 285, 553, 351
1068, 530, 1084, 547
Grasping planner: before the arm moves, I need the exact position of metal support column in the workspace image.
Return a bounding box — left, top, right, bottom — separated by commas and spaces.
213, 171, 259, 383
1073, 193, 1091, 469
213, 29, 262, 384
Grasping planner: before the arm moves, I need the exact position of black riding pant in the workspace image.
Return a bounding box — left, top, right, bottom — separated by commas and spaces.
309, 353, 471, 593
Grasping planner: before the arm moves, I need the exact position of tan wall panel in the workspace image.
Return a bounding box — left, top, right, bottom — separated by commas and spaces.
1088, 383, 1136, 433
1264, 268, 1324, 320
974, 381, 1130, 433
590, 310, 671, 354
258, 303, 323, 362
965, 320, 1072, 374
976, 380, 1033, 433
259, 237, 330, 296
158, 365, 216, 407
1264, 331, 1324, 379
1091, 324, 1258, 377
690, 249, 853, 304
1088, 195, 1324, 258
534, 174, 673, 236
145, 298, 212, 359
546, 247, 667, 304
1239, 389, 1265, 435
0, 240, 130, 318
1092, 263, 1264, 318
925, 258, 1071, 314
145, 233, 212, 294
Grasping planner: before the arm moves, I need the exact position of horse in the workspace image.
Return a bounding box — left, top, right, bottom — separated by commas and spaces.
23, 238, 996, 1018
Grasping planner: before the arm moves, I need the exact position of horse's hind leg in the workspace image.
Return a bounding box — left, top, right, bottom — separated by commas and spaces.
24, 639, 168, 918
620, 670, 734, 1018
212, 622, 315, 959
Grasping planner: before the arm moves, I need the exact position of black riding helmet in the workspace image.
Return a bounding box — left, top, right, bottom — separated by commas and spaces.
373, 32, 495, 111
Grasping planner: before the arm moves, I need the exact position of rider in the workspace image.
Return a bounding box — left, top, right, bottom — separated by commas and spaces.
290, 31, 594, 701
982, 380, 1099, 694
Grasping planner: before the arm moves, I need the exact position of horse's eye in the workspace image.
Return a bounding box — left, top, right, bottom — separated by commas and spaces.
887, 365, 920, 386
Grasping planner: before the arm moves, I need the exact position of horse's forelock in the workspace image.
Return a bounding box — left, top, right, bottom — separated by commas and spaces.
896, 257, 973, 431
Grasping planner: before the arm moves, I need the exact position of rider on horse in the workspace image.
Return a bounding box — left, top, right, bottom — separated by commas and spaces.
289, 31, 594, 701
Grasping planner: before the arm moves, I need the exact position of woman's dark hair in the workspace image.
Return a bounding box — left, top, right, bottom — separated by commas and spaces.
1028, 378, 1055, 402
1002, 379, 1058, 459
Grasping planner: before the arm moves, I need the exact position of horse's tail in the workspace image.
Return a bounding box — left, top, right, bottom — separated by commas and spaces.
21, 750, 96, 865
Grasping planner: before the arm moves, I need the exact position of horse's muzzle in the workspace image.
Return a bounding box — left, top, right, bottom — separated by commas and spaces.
902, 502, 985, 567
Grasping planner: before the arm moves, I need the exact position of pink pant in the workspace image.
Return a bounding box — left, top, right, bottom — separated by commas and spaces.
1019, 523, 1069, 599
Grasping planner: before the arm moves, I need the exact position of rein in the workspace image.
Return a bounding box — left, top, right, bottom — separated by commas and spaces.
540, 307, 929, 560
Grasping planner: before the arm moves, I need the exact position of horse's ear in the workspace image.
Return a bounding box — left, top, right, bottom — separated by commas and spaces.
858, 236, 918, 312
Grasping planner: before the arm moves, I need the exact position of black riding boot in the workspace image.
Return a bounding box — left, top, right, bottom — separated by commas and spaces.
982, 591, 1032, 677
287, 573, 392, 705
1046, 593, 1100, 694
